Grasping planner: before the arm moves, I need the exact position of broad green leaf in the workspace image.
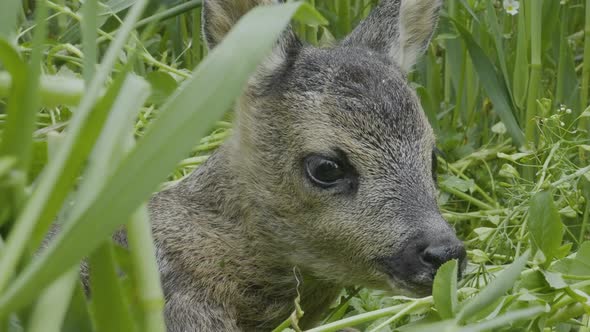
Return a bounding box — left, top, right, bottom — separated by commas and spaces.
433, 259, 458, 319
551, 242, 590, 277
528, 191, 564, 266
0, 2, 317, 316
457, 251, 530, 323
541, 270, 568, 290
440, 176, 475, 193
450, 18, 525, 147
146, 71, 179, 105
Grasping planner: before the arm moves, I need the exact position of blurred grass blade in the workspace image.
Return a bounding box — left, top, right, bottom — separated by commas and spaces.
0, 2, 319, 316
89, 242, 138, 332
0, 40, 28, 224
433, 259, 458, 319
457, 306, 546, 332
400, 319, 456, 332
87, 74, 149, 332
0, 73, 87, 107
524, 0, 542, 145
127, 206, 166, 332
457, 250, 530, 323
27, 268, 78, 332
0, 0, 47, 173
0, 0, 149, 294
528, 191, 564, 266
512, 3, 529, 111
0, 1, 20, 42
485, 0, 510, 95
27, 129, 78, 332
450, 17, 525, 147
82, 0, 98, 83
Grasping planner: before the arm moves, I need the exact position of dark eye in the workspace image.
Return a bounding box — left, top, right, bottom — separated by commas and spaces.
304, 155, 346, 188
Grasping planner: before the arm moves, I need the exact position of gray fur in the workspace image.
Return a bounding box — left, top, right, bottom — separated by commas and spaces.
73, 1, 465, 331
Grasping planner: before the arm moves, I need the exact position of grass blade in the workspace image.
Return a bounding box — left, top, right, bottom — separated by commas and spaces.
0, 1, 20, 42
0, 0, 149, 294
0, 2, 317, 316
457, 306, 546, 332
450, 18, 525, 147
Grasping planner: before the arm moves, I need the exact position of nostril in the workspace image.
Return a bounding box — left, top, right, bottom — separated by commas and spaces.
420, 244, 466, 270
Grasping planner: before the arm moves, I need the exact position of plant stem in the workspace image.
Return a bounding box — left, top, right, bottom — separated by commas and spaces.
440, 184, 495, 210
551, 164, 590, 187
366, 301, 423, 332
534, 142, 560, 191
305, 298, 432, 332
127, 207, 166, 332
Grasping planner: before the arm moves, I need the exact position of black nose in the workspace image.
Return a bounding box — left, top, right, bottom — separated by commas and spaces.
420, 241, 466, 271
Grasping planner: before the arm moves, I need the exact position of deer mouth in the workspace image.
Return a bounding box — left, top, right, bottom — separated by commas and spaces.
373, 261, 436, 297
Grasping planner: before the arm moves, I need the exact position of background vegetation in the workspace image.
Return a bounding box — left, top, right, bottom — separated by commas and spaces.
0, 0, 589, 331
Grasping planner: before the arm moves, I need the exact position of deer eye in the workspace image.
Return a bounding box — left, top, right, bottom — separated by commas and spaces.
304, 155, 346, 188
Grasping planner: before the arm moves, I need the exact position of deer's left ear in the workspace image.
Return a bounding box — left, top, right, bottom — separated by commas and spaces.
342, 0, 442, 73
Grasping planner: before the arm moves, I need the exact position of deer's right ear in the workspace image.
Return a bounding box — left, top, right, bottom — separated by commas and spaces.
202, 0, 301, 79
202, 0, 264, 49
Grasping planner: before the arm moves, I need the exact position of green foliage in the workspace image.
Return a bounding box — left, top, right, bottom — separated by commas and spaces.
529, 191, 564, 265
0, 0, 589, 331
433, 259, 458, 320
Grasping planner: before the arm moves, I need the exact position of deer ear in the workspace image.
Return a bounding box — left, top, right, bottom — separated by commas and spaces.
342, 0, 442, 73
202, 0, 302, 83
202, 0, 266, 49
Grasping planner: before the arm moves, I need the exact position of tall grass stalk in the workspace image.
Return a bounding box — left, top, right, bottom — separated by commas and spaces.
555, 3, 569, 107
581, 0, 590, 131
525, 0, 542, 147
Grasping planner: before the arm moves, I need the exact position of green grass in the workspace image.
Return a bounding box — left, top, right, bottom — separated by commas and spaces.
0, 0, 589, 331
